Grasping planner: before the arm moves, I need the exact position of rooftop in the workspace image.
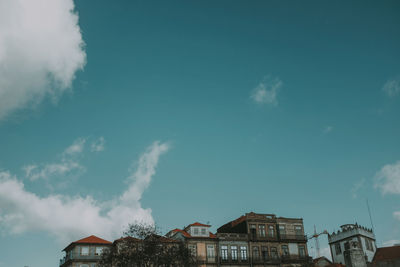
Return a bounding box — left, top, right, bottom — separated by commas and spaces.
372, 245, 400, 262
63, 235, 112, 251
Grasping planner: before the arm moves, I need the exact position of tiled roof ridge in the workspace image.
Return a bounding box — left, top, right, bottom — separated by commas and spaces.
74, 235, 112, 244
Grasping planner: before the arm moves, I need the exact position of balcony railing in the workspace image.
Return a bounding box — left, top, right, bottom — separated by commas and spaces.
281, 254, 311, 262
279, 233, 307, 241
220, 257, 250, 265
60, 253, 102, 266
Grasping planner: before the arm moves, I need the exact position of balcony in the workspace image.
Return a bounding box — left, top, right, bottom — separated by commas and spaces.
220, 257, 250, 265
60, 253, 102, 266
279, 233, 307, 241
249, 233, 278, 241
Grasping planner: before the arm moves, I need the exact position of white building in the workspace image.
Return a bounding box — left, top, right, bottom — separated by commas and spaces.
328, 224, 376, 265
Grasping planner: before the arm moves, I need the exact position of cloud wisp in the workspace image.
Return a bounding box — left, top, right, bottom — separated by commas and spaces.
23, 138, 88, 181
382, 78, 400, 97
374, 160, 400, 195
0, 0, 86, 120
374, 160, 400, 224
91, 137, 106, 152
323, 126, 334, 134
0, 141, 169, 242
250, 76, 282, 106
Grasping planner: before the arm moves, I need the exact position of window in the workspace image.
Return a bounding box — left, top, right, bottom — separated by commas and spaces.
207, 245, 215, 258
365, 238, 374, 251
250, 224, 257, 238
189, 244, 197, 257
295, 225, 303, 236
221, 246, 228, 260
270, 247, 278, 259
261, 246, 269, 260
252, 246, 259, 260
258, 225, 266, 237
335, 243, 342, 255
81, 246, 89, 255
268, 225, 275, 237
201, 228, 206, 235
80, 265, 89, 267
299, 245, 306, 257
193, 228, 199, 235
95, 247, 103, 255
231, 246, 238, 260
240, 246, 247, 260
281, 245, 289, 256
279, 225, 286, 237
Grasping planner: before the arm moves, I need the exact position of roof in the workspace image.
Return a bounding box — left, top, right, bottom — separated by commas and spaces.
326, 264, 345, 267
313, 256, 332, 264
169, 228, 217, 239
188, 222, 211, 227
63, 235, 112, 251
372, 245, 400, 262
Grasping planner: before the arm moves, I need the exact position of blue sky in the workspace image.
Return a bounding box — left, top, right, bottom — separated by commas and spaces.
1, 0, 400, 266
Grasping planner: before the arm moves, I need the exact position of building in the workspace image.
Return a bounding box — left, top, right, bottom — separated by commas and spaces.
313, 256, 332, 267
166, 222, 219, 267
370, 244, 400, 267
216, 212, 311, 267
60, 235, 112, 267
328, 224, 376, 265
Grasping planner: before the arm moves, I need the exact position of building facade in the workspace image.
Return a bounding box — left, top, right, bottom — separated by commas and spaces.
216, 212, 311, 267
328, 224, 376, 265
166, 222, 219, 267
60, 235, 112, 267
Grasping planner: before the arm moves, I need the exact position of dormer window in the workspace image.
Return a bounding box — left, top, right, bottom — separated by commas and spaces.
194, 228, 199, 235
201, 228, 206, 235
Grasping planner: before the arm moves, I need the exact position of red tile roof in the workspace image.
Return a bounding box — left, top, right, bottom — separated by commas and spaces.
63, 235, 112, 251
189, 222, 211, 227
75, 235, 112, 244
372, 245, 400, 262
170, 228, 217, 239
171, 228, 191, 237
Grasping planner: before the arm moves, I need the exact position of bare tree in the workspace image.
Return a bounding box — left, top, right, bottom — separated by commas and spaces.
99, 223, 196, 267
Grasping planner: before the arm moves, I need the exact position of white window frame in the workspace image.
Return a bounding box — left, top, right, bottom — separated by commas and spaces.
81, 246, 89, 256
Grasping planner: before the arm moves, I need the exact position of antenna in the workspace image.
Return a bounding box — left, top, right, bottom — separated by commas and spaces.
366, 198, 375, 232
309, 226, 329, 258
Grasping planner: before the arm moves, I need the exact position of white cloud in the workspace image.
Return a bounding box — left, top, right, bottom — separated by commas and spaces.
382, 78, 400, 97
250, 76, 282, 106
383, 239, 400, 247
0, 0, 86, 120
351, 179, 365, 199
91, 137, 105, 152
323, 126, 333, 134
0, 141, 169, 243
374, 161, 400, 195
394, 211, 400, 222
23, 138, 87, 181
64, 138, 86, 155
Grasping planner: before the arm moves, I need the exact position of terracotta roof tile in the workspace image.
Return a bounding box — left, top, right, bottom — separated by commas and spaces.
171, 229, 191, 237
63, 235, 111, 251
189, 222, 211, 227
373, 245, 400, 262
74, 235, 112, 244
